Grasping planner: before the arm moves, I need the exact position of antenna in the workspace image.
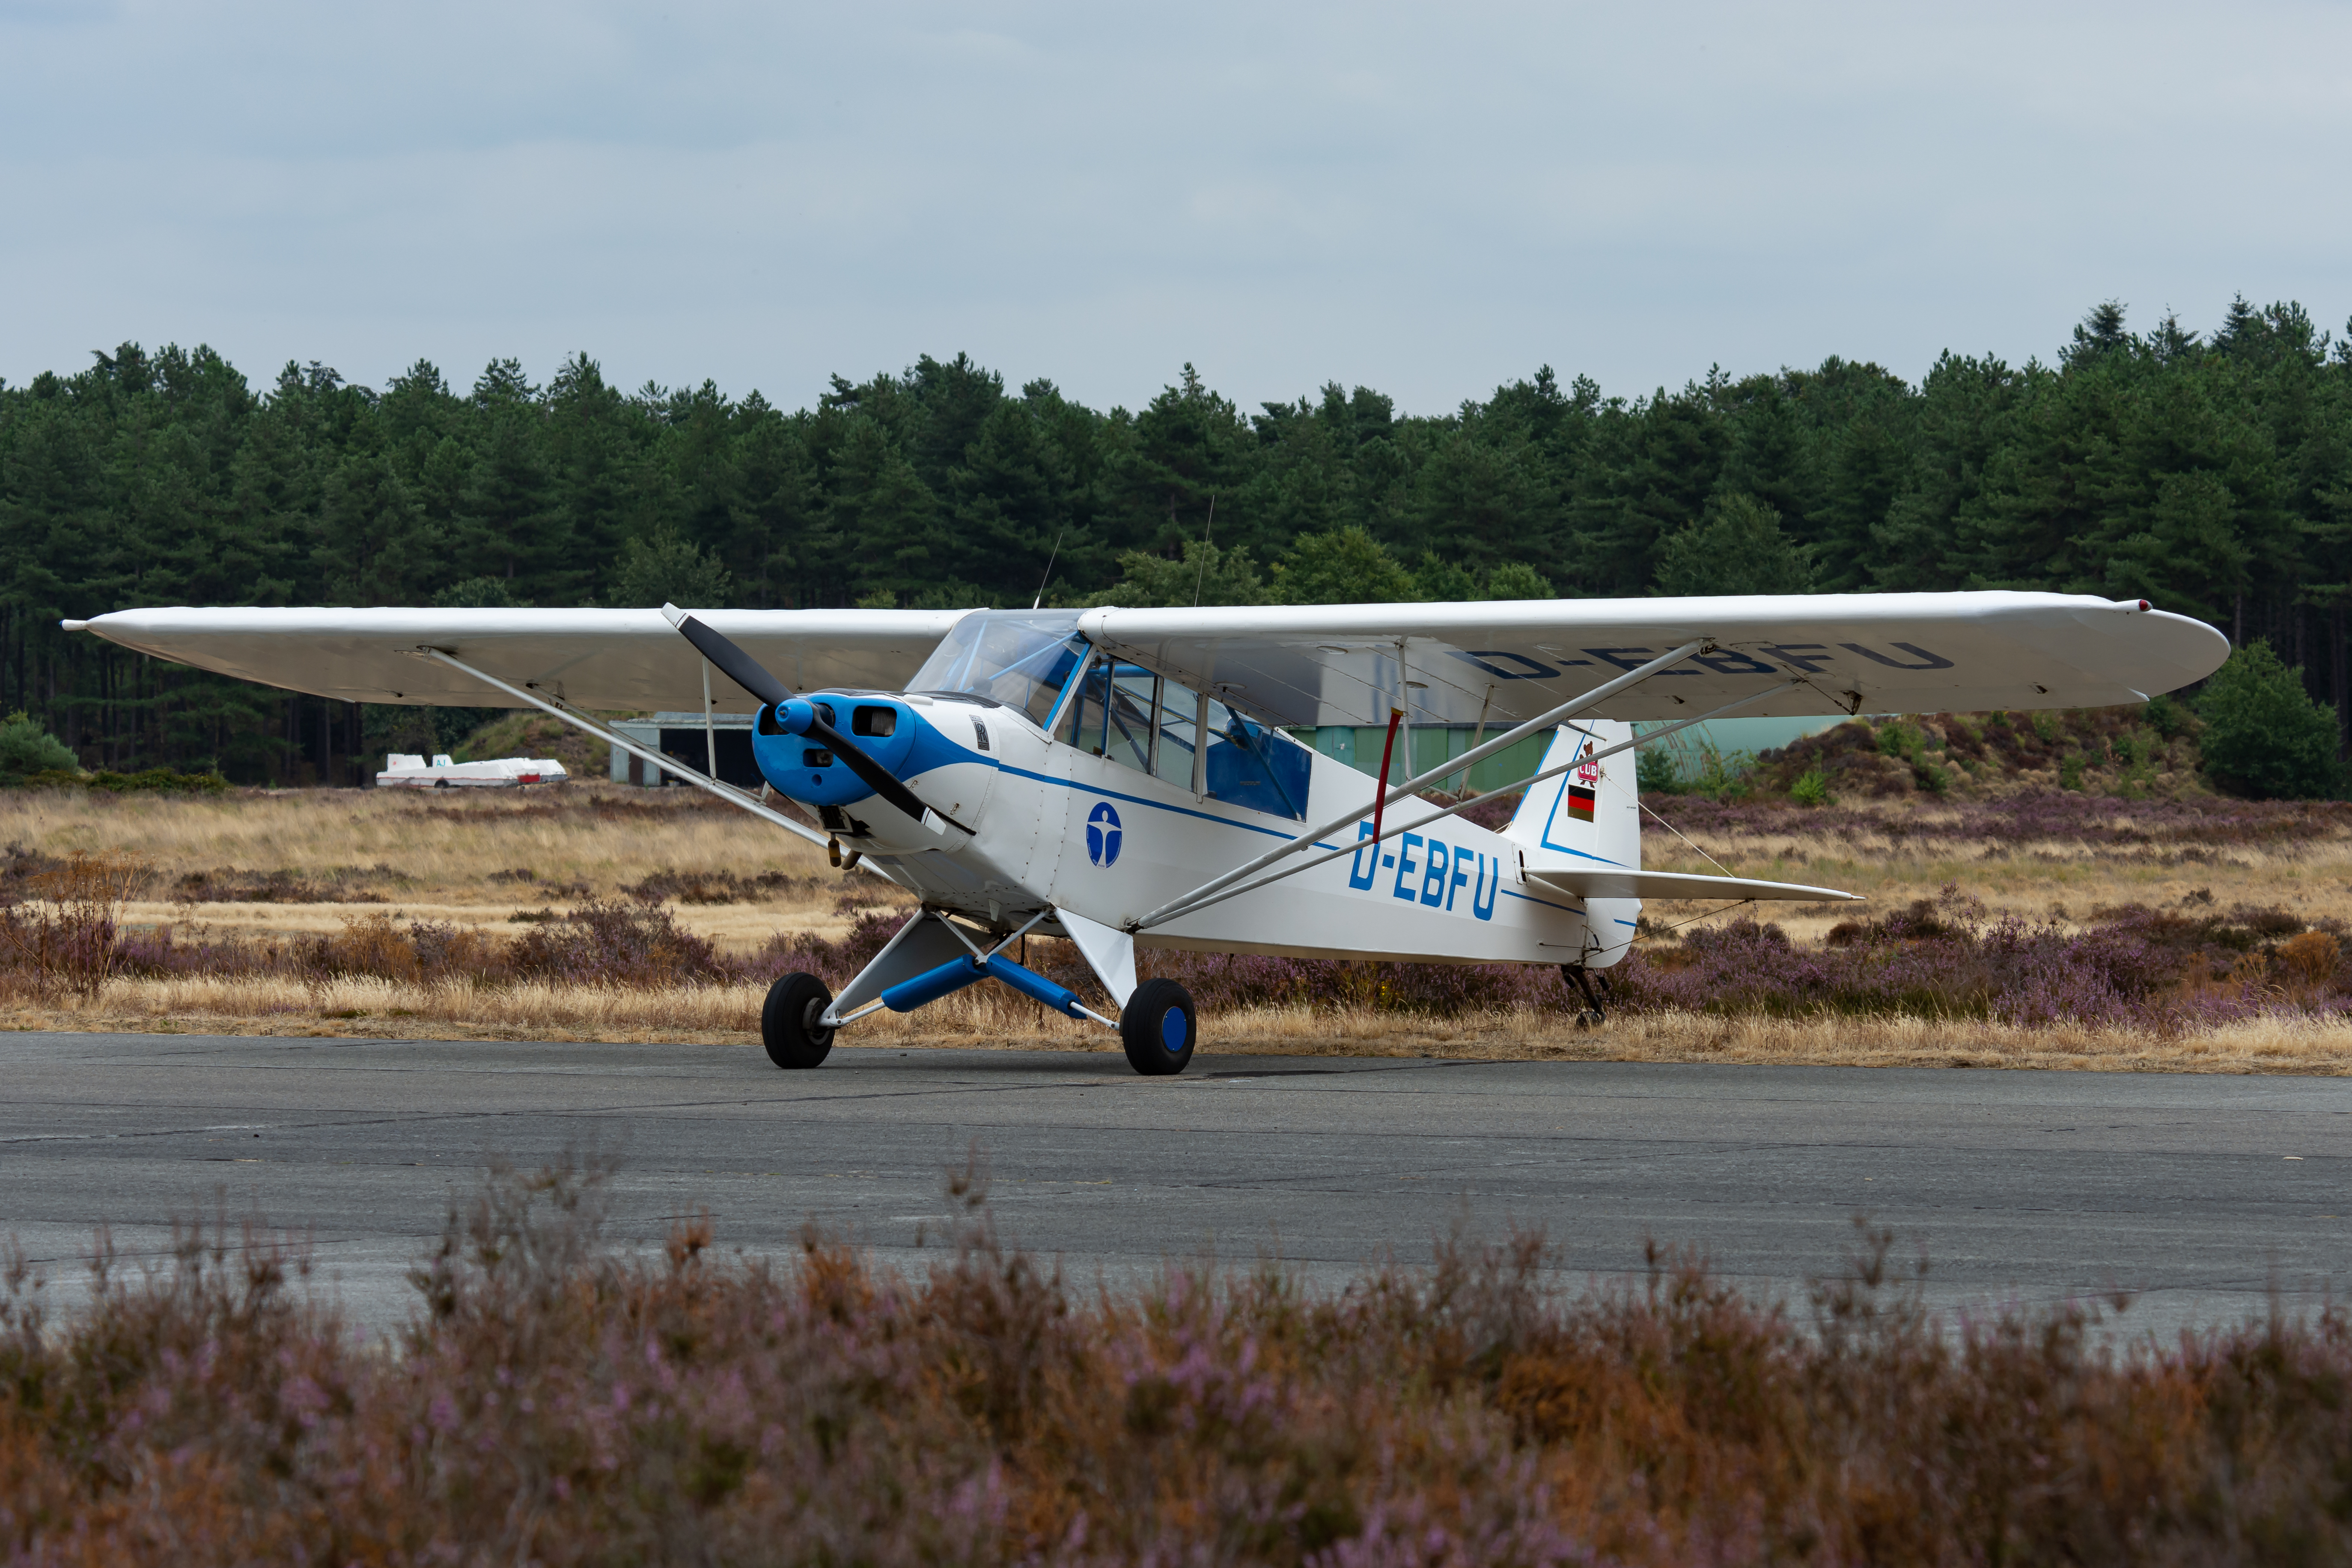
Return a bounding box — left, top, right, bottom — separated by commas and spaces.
1031, 527, 1066, 610
1192, 494, 1216, 607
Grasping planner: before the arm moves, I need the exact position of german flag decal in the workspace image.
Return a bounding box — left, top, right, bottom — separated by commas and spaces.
1565, 784, 1596, 823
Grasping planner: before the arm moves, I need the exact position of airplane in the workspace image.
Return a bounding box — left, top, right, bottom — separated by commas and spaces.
67, 592, 2228, 1075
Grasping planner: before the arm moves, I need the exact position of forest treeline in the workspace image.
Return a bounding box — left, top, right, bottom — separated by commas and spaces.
3, 296, 2349, 782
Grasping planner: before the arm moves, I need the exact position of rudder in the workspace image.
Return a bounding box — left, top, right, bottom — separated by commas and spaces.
1504, 720, 1639, 871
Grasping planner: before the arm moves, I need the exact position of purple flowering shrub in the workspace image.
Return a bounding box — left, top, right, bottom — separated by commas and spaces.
1, 1159, 2347, 1564
106, 901, 740, 990
1614, 890, 2345, 1031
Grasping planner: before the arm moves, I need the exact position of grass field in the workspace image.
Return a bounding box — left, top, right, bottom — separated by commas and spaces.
6, 780, 2352, 1072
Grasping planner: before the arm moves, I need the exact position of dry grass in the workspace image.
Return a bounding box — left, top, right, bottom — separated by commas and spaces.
10, 784, 2352, 1073
0, 781, 837, 902
0, 783, 895, 949
15, 976, 2352, 1074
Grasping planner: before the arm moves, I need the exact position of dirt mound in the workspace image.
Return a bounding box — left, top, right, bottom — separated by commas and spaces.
1748, 703, 2203, 802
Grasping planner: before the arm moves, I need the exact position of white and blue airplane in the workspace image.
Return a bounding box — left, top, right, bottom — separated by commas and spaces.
69, 593, 2227, 1074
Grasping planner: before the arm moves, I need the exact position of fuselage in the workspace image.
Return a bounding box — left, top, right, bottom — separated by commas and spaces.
755, 687, 1635, 970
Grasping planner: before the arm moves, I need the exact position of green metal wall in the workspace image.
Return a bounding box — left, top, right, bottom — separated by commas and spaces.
1290, 726, 1553, 793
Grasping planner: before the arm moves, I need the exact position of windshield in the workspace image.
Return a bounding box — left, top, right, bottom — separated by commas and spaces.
907, 610, 1089, 728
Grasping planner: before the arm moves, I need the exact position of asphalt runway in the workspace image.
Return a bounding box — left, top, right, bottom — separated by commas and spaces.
1, 1030, 2345, 1338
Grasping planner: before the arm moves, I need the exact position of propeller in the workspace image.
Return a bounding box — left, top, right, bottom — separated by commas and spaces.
661, 604, 971, 835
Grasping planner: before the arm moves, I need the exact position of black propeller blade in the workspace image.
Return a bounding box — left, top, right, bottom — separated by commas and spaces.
670, 607, 792, 709
662, 605, 971, 835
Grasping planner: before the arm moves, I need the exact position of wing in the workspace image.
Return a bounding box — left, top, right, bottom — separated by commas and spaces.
1529, 868, 1860, 902
1078, 591, 2227, 726
67, 606, 968, 711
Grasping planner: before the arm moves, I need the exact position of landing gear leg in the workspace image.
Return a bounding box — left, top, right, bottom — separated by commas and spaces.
1561, 964, 1608, 1030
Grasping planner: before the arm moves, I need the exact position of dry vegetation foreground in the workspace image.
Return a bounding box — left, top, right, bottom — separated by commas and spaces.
5, 783, 2352, 1073
1, 1160, 2349, 1564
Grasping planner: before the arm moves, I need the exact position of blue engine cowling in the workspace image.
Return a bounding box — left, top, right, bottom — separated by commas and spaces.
750, 694, 972, 810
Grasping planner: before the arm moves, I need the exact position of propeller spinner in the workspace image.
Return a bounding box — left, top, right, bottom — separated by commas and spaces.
661, 604, 971, 835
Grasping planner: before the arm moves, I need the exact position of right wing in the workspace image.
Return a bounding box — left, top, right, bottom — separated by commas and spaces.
67, 605, 968, 711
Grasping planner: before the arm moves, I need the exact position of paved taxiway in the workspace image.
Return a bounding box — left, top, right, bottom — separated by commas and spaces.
0, 1031, 2344, 1336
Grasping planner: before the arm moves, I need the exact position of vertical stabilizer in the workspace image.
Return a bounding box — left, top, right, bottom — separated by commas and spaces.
1503, 720, 1639, 871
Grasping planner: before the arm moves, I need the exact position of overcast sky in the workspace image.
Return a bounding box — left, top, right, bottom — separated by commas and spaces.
3, 0, 2348, 415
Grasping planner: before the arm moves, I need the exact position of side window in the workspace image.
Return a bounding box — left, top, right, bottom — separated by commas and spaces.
1055, 655, 1159, 776
1203, 694, 1311, 820
1151, 680, 1200, 788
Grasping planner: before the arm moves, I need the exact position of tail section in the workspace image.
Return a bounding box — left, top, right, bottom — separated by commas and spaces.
1503, 720, 1638, 872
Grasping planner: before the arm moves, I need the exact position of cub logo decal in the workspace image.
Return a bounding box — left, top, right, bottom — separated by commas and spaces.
1566, 743, 1599, 824
1086, 801, 1123, 867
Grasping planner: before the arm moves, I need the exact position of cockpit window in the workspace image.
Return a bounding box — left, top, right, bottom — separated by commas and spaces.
906, 610, 1088, 729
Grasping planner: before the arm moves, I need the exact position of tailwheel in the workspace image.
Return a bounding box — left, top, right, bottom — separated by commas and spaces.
1561, 964, 1609, 1030
1119, 978, 1196, 1076
762, 971, 836, 1069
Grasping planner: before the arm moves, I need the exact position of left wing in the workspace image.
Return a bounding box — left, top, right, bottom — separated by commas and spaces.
67, 606, 966, 711
1079, 591, 2226, 728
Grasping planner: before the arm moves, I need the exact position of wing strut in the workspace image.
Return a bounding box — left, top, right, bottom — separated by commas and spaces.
414, 646, 836, 852
1130, 639, 1708, 931
1132, 678, 1803, 932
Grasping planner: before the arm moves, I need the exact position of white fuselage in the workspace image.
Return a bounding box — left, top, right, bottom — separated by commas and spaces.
819, 694, 1634, 970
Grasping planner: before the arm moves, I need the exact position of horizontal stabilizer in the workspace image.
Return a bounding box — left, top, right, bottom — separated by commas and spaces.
1530, 868, 1860, 902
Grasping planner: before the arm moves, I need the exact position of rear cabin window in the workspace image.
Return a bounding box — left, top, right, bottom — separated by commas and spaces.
1200, 693, 1311, 819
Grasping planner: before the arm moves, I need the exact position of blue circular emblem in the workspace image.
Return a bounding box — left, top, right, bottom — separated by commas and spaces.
1085, 801, 1122, 867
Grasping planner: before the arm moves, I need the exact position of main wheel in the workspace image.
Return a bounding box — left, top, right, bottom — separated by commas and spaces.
762, 971, 835, 1069
1120, 978, 1196, 1076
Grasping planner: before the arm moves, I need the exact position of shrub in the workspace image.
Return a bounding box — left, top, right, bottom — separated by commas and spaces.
2144, 690, 2192, 739
506, 898, 728, 985
0, 851, 141, 995
0, 711, 76, 776
84, 765, 229, 794
1679, 742, 1757, 800
2197, 640, 2344, 799
6, 1163, 2352, 1564
1789, 765, 1832, 806
1635, 745, 1682, 794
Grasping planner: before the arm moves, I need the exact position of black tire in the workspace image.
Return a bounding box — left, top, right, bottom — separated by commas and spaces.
1120, 978, 1196, 1076
762, 971, 835, 1069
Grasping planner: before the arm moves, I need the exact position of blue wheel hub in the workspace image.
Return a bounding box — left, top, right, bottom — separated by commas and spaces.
1160, 1006, 1188, 1052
